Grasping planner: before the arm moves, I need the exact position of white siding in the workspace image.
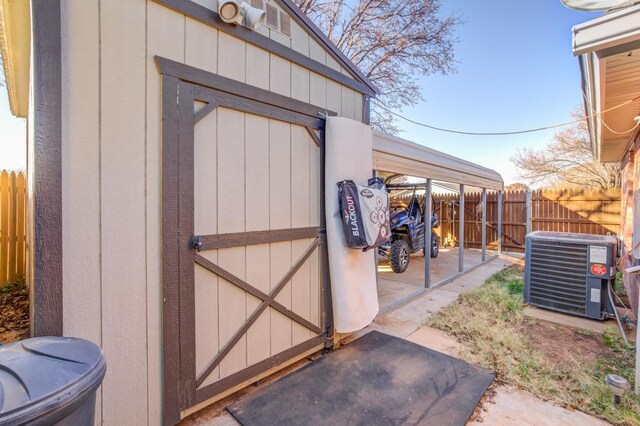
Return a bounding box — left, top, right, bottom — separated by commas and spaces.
99, 0, 147, 423
60, 0, 102, 421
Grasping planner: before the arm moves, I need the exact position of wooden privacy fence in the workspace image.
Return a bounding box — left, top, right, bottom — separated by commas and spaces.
391, 188, 621, 253
0, 170, 26, 285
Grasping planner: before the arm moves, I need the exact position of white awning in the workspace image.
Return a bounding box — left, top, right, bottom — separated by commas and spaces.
372, 131, 504, 191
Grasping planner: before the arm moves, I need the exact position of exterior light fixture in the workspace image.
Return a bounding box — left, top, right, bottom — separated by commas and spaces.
218, 0, 266, 29
241, 1, 266, 29
605, 374, 630, 405
218, 0, 242, 24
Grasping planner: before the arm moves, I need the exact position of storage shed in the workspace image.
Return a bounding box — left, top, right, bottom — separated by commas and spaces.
0, 0, 503, 424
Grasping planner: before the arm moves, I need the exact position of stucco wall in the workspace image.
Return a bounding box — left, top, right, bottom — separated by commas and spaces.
59, 1, 366, 423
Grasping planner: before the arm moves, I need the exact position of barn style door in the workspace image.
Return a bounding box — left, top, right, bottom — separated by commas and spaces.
160, 64, 331, 422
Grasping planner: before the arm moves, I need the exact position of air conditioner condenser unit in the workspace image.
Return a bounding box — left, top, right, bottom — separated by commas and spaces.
524, 231, 617, 320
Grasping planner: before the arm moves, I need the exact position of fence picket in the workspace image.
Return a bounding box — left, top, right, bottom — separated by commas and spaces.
425, 188, 621, 253
0, 170, 27, 286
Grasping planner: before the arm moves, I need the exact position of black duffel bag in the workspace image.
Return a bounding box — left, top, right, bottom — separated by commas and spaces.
337, 177, 390, 251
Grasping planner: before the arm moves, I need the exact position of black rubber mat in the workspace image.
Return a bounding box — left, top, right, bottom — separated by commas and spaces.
227, 331, 494, 425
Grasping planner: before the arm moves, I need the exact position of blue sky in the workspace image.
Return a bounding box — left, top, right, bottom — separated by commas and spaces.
0, 1, 600, 183
395, 0, 599, 185
0, 81, 26, 171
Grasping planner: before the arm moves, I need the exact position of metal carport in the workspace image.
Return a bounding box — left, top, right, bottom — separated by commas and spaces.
372, 131, 504, 312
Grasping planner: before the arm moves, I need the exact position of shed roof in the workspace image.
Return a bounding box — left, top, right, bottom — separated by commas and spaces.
372, 132, 504, 191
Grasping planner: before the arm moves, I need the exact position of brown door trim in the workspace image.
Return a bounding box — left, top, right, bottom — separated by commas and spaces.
194, 334, 325, 405
195, 227, 320, 250
156, 56, 335, 120
30, 0, 63, 337
161, 74, 182, 426
160, 66, 332, 424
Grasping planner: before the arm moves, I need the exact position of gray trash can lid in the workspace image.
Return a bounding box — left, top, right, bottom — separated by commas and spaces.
0, 336, 106, 424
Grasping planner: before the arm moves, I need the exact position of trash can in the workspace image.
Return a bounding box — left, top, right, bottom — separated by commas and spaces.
0, 336, 106, 425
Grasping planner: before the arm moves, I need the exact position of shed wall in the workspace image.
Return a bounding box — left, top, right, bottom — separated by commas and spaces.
60, 1, 365, 423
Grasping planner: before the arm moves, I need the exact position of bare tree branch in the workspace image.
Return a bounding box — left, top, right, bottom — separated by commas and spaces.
511, 106, 621, 190
292, 0, 459, 133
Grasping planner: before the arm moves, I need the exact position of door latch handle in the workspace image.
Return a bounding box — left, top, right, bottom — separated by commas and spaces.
192, 236, 202, 252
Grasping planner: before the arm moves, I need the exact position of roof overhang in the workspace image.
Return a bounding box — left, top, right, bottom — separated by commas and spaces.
0, 0, 30, 118
573, 4, 640, 162
372, 131, 504, 191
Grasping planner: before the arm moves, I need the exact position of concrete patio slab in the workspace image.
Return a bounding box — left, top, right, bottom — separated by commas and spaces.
470, 385, 608, 426
524, 306, 616, 333
405, 326, 462, 357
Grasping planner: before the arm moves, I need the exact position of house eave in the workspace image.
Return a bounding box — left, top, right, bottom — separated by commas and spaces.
0, 0, 31, 118
573, 3, 640, 163
572, 4, 640, 56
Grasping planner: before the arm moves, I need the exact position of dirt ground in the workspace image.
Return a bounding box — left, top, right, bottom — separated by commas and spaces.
0, 285, 30, 344
524, 319, 617, 366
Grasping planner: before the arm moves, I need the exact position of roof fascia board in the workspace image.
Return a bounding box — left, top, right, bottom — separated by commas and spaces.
572, 4, 640, 55
276, 0, 379, 95
373, 131, 504, 190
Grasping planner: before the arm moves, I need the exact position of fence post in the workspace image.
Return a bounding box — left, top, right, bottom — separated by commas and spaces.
424, 179, 432, 288
481, 188, 487, 262
459, 184, 464, 272
497, 190, 503, 255
525, 190, 532, 235
0, 171, 8, 285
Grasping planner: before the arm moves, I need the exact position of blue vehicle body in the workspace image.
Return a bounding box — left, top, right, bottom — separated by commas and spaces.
378, 196, 439, 260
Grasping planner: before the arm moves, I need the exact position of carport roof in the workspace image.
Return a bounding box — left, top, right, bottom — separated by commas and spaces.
372, 131, 504, 191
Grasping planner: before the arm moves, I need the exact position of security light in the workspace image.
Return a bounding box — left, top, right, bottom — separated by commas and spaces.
241, 2, 266, 30
218, 0, 242, 24
218, 0, 265, 29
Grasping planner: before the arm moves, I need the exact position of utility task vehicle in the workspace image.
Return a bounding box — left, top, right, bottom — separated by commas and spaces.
378, 183, 439, 273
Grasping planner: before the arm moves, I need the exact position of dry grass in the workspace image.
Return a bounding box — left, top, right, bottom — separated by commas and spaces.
427, 265, 640, 426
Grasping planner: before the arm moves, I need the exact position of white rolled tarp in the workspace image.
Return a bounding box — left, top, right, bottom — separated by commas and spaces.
325, 116, 379, 333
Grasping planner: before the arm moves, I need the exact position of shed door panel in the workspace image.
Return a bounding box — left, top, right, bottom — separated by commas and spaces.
193, 106, 322, 388
162, 77, 328, 419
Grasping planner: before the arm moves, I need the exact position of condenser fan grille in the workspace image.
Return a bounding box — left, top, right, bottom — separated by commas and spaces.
528, 240, 588, 315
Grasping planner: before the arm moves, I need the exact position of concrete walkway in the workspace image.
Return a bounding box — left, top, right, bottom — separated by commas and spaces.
182, 253, 607, 425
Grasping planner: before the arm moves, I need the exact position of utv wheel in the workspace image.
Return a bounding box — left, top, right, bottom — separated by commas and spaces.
390, 239, 410, 273
430, 233, 439, 258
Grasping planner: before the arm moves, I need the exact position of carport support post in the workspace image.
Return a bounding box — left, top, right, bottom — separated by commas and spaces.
424, 179, 432, 288
637, 291, 640, 393
497, 191, 503, 255
459, 184, 464, 273
481, 188, 487, 262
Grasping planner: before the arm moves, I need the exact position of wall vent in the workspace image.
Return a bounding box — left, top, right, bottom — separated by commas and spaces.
279, 11, 291, 36
250, 0, 264, 9
265, 3, 278, 30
